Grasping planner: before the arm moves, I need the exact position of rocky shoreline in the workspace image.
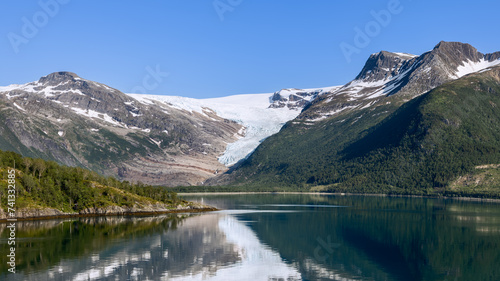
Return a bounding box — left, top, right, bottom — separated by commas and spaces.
179, 191, 500, 203
0, 201, 217, 222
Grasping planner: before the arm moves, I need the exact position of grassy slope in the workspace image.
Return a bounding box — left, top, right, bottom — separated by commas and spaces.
0, 149, 188, 215
224, 67, 500, 198
448, 165, 500, 197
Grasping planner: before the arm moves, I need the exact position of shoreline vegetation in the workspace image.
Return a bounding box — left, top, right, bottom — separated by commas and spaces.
178, 191, 500, 203
171, 181, 500, 201
0, 149, 216, 222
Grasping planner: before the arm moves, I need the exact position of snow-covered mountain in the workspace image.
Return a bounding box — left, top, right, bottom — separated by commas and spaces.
296, 41, 500, 123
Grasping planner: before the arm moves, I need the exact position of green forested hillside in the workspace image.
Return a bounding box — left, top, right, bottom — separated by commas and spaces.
0, 149, 182, 214
227, 67, 500, 197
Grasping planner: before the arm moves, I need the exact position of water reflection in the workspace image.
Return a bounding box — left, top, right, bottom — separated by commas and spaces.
1, 195, 500, 280
168, 213, 301, 280
1, 211, 302, 281
1, 214, 187, 280
186, 194, 500, 281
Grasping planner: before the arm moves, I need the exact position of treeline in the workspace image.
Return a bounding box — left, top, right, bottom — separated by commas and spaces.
0, 149, 180, 212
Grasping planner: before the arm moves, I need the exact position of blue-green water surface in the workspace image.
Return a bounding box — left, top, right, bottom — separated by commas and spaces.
1, 194, 499, 280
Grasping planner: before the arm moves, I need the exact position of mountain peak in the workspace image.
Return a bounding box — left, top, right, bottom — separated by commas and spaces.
431, 41, 482, 62
38, 71, 81, 84
433, 41, 474, 50
371, 50, 414, 58
38, 71, 82, 85
355, 50, 415, 82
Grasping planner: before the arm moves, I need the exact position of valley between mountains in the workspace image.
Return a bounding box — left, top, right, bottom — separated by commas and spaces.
2, 41, 500, 197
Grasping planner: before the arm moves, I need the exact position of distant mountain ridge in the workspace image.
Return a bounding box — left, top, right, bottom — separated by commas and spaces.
296, 41, 500, 123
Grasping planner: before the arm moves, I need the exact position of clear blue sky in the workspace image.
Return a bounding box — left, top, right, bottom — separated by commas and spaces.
1, 0, 499, 98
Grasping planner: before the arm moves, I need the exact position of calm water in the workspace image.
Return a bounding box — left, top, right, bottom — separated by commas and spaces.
1, 194, 500, 281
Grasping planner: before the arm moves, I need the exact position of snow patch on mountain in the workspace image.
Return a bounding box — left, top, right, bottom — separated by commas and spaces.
308, 105, 357, 122
13, 102, 25, 111
70, 107, 123, 127
340, 59, 420, 102
275, 86, 340, 98
454, 58, 500, 78
0, 84, 24, 92
0, 81, 87, 98
393, 52, 417, 58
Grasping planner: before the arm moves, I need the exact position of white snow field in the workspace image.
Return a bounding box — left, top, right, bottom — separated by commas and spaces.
453, 58, 500, 78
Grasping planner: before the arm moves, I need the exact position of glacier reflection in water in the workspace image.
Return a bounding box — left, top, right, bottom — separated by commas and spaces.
168, 213, 302, 281
2, 211, 303, 281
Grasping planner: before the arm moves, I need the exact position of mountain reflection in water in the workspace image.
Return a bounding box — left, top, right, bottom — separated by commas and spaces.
1, 211, 303, 281
2, 194, 500, 281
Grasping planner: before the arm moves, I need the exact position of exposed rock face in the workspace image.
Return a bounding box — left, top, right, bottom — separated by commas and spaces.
0, 207, 70, 220
269, 88, 327, 109
1, 71, 325, 186
78, 202, 209, 215
0, 72, 242, 186
0, 202, 215, 220
354, 51, 416, 82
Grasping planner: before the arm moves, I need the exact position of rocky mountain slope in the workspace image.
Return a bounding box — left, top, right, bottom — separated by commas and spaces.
298, 41, 500, 123
211, 42, 500, 193
0, 72, 245, 186
0, 72, 330, 186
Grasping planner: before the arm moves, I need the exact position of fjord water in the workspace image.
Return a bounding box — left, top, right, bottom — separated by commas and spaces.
1, 194, 500, 280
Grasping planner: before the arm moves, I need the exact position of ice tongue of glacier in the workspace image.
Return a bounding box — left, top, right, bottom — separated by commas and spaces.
128, 87, 336, 166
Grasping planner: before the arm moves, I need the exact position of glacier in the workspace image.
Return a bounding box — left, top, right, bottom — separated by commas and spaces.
128, 88, 336, 166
